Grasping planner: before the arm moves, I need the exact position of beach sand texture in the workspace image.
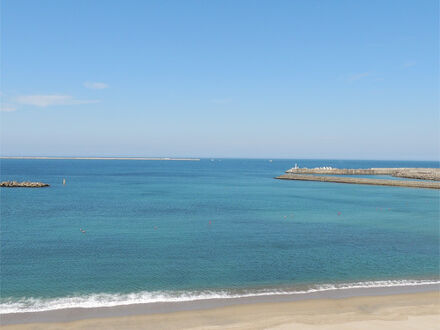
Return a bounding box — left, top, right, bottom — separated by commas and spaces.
3, 292, 439, 330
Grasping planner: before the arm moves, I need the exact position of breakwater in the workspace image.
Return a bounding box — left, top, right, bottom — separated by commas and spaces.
276, 174, 440, 189
285, 168, 440, 181
0, 181, 50, 188
277, 167, 440, 189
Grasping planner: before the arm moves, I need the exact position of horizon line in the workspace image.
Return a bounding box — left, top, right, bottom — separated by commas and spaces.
0, 156, 438, 162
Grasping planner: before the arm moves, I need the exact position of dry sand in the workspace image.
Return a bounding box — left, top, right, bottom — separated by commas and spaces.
3, 291, 439, 330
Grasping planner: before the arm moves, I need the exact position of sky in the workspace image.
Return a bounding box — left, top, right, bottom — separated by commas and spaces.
1, 0, 438, 160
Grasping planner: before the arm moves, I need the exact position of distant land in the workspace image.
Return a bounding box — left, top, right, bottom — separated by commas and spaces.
0, 156, 200, 161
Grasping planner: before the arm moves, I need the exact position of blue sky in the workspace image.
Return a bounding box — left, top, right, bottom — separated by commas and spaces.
1, 0, 438, 160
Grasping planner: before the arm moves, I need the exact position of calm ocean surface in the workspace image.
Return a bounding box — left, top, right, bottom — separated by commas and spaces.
1, 159, 439, 313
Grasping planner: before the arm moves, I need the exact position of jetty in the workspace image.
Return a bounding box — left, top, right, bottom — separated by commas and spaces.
284, 167, 440, 181
276, 167, 440, 189
0, 181, 50, 188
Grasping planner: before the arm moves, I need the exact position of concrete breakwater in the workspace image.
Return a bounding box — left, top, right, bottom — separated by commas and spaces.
285, 168, 440, 181
276, 174, 440, 189
0, 181, 50, 188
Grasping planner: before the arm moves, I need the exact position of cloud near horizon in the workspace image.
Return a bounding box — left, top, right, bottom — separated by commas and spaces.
14, 94, 100, 107
84, 82, 109, 89
347, 72, 372, 82
0, 105, 16, 112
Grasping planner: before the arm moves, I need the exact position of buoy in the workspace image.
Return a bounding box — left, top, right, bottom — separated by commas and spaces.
337, 212, 341, 216
209, 220, 212, 224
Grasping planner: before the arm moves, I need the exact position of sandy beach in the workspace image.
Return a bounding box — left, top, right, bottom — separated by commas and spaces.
2, 291, 439, 330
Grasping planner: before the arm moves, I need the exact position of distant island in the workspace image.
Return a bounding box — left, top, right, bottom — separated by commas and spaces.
0, 157, 200, 161
277, 167, 440, 189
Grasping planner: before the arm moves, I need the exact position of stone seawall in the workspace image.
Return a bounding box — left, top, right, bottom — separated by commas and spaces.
285, 168, 440, 181
0, 181, 50, 188
276, 174, 440, 189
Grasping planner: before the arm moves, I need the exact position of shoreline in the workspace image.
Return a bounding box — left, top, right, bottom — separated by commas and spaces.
1, 283, 438, 325
2, 290, 439, 330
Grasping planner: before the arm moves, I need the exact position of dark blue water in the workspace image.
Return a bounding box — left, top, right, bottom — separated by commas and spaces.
1, 159, 439, 312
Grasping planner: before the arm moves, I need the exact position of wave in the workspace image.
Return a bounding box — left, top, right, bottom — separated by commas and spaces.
1, 279, 439, 314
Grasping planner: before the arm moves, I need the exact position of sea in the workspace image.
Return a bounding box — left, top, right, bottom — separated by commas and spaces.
1, 158, 439, 314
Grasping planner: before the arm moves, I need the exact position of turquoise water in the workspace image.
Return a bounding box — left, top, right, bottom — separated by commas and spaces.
1, 159, 439, 312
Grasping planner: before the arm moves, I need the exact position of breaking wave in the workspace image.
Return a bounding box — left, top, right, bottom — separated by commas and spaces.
1, 279, 439, 314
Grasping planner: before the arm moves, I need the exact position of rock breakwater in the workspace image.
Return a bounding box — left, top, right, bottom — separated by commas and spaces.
0, 181, 50, 188
276, 174, 440, 189
285, 168, 440, 181
277, 167, 440, 189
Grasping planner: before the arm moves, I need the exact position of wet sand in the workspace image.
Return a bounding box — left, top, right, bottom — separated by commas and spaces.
2, 291, 438, 330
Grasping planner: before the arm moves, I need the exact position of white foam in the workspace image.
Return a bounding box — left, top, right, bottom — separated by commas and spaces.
1, 279, 439, 314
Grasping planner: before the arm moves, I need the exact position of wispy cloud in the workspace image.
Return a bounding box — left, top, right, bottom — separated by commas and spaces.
403, 61, 416, 68
210, 98, 231, 104
84, 82, 109, 89
0, 105, 16, 112
14, 94, 99, 107
347, 72, 372, 82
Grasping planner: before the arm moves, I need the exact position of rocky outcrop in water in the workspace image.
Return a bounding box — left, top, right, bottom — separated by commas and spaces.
0, 181, 50, 188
